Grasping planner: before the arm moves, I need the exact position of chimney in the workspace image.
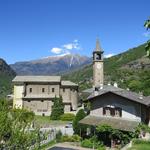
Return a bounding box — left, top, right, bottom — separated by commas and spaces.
107, 82, 111, 86
113, 82, 118, 88
100, 84, 103, 89
139, 92, 143, 100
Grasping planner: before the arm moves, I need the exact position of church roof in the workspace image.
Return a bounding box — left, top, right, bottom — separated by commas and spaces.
79, 115, 139, 131
12, 76, 61, 83
84, 85, 150, 106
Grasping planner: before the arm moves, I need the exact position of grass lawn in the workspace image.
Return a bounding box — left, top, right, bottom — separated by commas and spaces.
34, 115, 70, 127
128, 143, 150, 150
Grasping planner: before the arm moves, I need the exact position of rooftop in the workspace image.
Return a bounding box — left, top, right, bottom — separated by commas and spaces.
12, 76, 61, 83
80, 115, 139, 131
83, 85, 150, 106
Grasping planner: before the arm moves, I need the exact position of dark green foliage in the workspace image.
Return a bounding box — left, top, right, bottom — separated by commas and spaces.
73, 109, 87, 136
50, 96, 64, 120
144, 18, 150, 30
60, 113, 75, 121
96, 124, 135, 146
56, 130, 62, 142
0, 74, 14, 98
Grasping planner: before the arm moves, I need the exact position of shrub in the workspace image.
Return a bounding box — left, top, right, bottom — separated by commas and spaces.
73, 109, 87, 136
81, 136, 104, 149
132, 139, 150, 145
60, 113, 75, 121
81, 139, 93, 148
56, 130, 62, 142
61, 134, 81, 142
71, 134, 81, 142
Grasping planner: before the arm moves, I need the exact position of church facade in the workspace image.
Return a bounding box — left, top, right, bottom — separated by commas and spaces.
80, 39, 150, 132
13, 76, 78, 116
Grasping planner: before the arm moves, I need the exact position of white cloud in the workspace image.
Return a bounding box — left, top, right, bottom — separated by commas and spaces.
51, 47, 62, 54
74, 39, 78, 43
50, 39, 81, 55
63, 43, 74, 50
104, 53, 115, 58
63, 39, 81, 50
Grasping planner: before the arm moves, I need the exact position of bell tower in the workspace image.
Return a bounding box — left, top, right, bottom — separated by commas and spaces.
93, 38, 104, 88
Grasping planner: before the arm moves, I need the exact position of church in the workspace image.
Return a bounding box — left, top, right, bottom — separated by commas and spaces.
12, 76, 78, 116
80, 39, 150, 132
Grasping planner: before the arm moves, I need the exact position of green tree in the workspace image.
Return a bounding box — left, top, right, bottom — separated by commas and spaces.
73, 109, 87, 136
144, 18, 150, 58
128, 80, 142, 92
50, 96, 64, 120
0, 99, 38, 149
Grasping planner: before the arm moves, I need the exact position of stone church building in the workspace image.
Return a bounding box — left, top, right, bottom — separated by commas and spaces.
80, 39, 150, 132
13, 76, 78, 116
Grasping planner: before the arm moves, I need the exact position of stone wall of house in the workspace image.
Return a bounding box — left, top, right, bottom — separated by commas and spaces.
90, 93, 142, 121
23, 100, 53, 116
71, 89, 78, 110
25, 83, 60, 98
60, 87, 71, 103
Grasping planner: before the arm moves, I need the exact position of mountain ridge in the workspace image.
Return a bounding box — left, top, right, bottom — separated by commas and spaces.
11, 54, 92, 75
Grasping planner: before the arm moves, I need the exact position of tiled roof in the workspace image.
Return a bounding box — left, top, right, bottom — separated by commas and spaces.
12, 76, 61, 83
85, 85, 150, 106
61, 81, 78, 86
79, 115, 139, 131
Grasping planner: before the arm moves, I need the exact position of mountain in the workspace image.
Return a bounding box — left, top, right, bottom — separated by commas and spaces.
11, 54, 91, 75
63, 43, 150, 96
0, 58, 16, 97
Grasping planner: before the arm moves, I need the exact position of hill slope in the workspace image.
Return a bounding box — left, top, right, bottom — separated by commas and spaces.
63, 43, 150, 96
11, 54, 91, 75
0, 58, 16, 97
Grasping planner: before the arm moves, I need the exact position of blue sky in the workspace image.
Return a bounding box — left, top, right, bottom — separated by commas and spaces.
0, 0, 149, 64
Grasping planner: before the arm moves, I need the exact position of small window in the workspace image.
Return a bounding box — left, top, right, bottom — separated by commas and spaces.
42, 88, 45, 93
63, 88, 65, 92
52, 88, 55, 92
28, 100, 31, 102
41, 100, 44, 102
29, 88, 32, 93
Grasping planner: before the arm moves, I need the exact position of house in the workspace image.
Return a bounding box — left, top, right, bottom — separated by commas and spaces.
80, 39, 150, 132
12, 76, 78, 116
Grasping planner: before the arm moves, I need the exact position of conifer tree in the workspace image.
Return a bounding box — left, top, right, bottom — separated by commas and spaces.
50, 96, 64, 120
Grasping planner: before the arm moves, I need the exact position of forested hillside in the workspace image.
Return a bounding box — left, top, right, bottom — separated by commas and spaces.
63, 43, 150, 96
0, 59, 16, 97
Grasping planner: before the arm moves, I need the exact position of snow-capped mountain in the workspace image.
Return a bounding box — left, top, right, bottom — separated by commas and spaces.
10, 54, 91, 75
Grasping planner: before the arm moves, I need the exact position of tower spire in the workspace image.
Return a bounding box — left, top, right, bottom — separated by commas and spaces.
95, 38, 103, 52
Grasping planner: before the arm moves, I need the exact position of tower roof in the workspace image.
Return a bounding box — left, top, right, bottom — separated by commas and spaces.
94, 38, 103, 52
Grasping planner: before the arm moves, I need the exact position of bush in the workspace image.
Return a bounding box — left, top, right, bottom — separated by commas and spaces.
61, 134, 81, 142
56, 130, 62, 142
132, 139, 150, 145
81, 139, 93, 148
81, 136, 104, 149
73, 109, 87, 136
60, 113, 75, 121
